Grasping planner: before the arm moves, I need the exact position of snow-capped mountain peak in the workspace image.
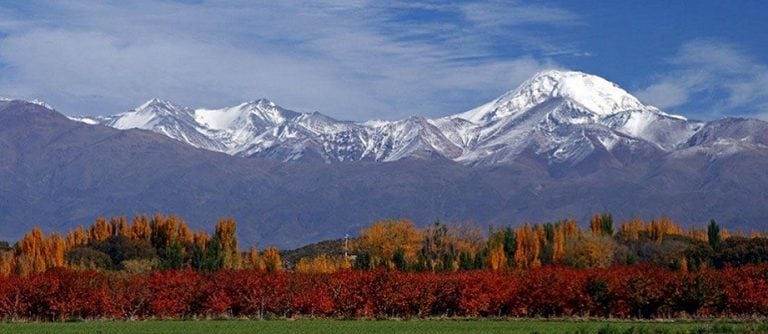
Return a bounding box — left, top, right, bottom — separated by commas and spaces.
135, 98, 184, 113
194, 98, 299, 132
109, 98, 191, 130
247, 98, 276, 108
71, 70, 710, 165
457, 70, 655, 125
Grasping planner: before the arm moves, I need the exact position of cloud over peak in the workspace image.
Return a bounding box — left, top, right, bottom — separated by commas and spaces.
0, 1, 578, 120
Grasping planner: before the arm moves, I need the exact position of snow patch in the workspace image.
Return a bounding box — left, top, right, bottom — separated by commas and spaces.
30, 99, 53, 109
111, 110, 157, 129
68, 116, 101, 125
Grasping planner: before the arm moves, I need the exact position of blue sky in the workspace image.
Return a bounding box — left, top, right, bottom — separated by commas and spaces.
0, 1, 766, 121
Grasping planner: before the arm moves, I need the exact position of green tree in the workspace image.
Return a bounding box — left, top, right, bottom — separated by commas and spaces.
199, 238, 225, 271
393, 248, 408, 271
601, 213, 614, 236
92, 235, 156, 269
459, 251, 475, 270
487, 227, 516, 268
161, 241, 184, 269
65, 246, 112, 269
707, 219, 721, 251
354, 252, 372, 270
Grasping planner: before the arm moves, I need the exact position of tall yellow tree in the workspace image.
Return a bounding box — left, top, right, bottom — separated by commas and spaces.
552, 227, 566, 264
487, 244, 507, 271
89, 217, 113, 242
131, 215, 152, 242
242, 247, 266, 271
215, 218, 240, 269
514, 224, 541, 269
262, 246, 282, 272
356, 219, 422, 268
65, 226, 88, 248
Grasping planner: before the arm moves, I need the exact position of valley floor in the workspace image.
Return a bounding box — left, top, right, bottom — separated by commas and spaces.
0, 320, 764, 334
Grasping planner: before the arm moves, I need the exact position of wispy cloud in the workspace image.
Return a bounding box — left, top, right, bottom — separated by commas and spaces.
0, 0, 581, 120
635, 40, 768, 119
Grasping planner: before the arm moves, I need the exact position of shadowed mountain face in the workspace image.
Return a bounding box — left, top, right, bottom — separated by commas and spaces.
4, 72, 768, 248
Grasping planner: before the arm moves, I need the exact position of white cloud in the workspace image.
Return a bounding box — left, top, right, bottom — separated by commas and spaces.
635, 82, 690, 110
0, 1, 580, 120
635, 40, 768, 119
461, 1, 581, 27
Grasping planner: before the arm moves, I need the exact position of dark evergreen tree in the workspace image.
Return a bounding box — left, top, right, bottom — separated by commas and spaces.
393, 248, 408, 271
200, 238, 224, 271
707, 219, 721, 251
92, 235, 156, 268
353, 252, 372, 270
601, 213, 614, 236
161, 241, 184, 269
459, 251, 475, 270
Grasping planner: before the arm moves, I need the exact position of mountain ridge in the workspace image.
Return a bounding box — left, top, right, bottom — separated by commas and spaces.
68, 70, 713, 166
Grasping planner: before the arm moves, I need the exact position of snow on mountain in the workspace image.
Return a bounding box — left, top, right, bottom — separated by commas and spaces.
440, 70, 704, 164
98, 98, 226, 151
67, 116, 103, 125
71, 70, 713, 165
359, 116, 463, 161
194, 99, 305, 154
454, 70, 652, 124
29, 99, 53, 109
1, 97, 54, 109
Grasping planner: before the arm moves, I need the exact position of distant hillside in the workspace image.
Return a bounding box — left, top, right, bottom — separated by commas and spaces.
280, 239, 347, 269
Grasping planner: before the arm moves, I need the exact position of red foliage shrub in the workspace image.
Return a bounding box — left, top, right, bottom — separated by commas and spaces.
512, 267, 590, 317
288, 273, 333, 317
722, 265, 768, 316
0, 275, 29, 319
1, 264, 768, 320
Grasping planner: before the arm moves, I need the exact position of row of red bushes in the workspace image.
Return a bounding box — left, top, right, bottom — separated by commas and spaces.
1, 265, 768, 320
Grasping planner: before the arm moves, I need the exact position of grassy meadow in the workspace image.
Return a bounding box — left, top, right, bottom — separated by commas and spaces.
0, 320, 765, 334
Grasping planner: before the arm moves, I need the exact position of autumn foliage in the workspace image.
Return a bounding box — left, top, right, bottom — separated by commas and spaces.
0, 214, 282, 276
4, 213, 768, 320
0, 265, 768, 320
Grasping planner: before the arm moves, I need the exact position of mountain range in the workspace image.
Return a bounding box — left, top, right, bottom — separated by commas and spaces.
3, 70, 768, 248
73, 71, 709, 166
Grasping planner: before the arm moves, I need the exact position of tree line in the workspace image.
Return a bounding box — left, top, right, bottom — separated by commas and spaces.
0, 214, 282, 276
347, 216, 768, 273
2, 213, 768, 276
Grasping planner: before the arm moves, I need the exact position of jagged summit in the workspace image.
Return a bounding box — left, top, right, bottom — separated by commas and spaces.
245, 98, 277, 108
136, 98, 183, 111
108, 98, 192, 130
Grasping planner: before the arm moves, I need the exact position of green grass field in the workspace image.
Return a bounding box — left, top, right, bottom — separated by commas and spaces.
0, 320, 764, 334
